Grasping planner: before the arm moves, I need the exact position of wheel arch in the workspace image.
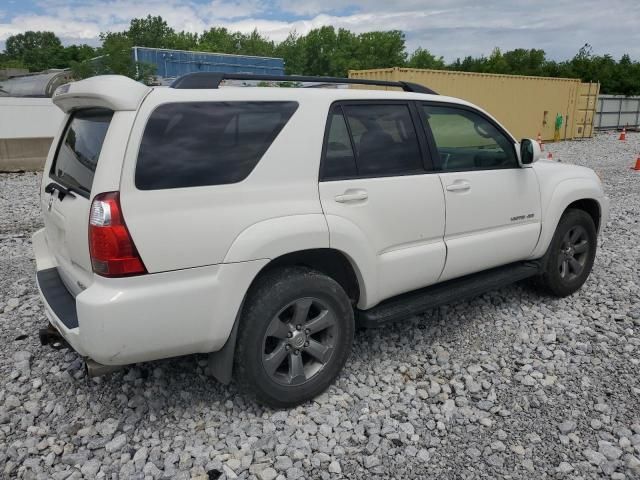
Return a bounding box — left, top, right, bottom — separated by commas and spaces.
529, 177, 605, 260
208, 247, 364, 384
566, 198, 601, 233
258, 248, 362, 304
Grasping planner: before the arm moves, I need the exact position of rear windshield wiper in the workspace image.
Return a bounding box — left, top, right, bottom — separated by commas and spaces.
45, 182, 77, 200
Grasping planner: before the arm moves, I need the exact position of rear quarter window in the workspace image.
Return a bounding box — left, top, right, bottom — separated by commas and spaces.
50, 108, 113, 196
135, 101, 298, 190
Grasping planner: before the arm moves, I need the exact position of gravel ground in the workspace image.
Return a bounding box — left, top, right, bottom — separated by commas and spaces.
1, 132, 639, 480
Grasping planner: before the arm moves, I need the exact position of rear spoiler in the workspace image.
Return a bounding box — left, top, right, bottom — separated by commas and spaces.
52, 75, 151, 113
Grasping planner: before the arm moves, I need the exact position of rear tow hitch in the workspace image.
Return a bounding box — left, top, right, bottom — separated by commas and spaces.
39, 324, 69, 350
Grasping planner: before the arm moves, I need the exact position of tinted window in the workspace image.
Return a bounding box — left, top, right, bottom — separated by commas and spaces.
322, 108, 357, 180
50, 108, 113, 196
423, 105, 518, 171
343, 104, 423, 177
136, 101, 298, 190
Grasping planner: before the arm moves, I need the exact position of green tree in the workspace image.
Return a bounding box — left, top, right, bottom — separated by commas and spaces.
502, 48, 546, 76
199, 27, 239, 53
613, 54, 640, 96
60, 44, 97, 65
127, 15, 176, 48
303, 26, 340, 76
168, 31, 199, 51
275, 32, 306, 74
4, 31, 64, 71
0, 55, 27, 70
297, 27, 407, 77
235, 29, 276, 57
357, 30, 407, 70
76, 31, 155, 83
408, 48, 445, 69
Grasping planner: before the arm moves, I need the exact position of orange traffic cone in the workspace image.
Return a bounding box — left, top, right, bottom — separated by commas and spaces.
619, 127, 626, 141
631, 156, 640, 171
547, 152, 553, 160
537, 132, 544, 151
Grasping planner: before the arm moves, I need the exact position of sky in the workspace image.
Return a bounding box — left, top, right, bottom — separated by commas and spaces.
1, 0, 639, 61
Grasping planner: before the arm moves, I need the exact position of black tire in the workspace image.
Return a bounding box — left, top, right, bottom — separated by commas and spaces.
234, 266, 354, 408
538, 208, 597, 297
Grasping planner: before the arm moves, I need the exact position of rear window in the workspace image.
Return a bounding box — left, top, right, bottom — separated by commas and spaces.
50, 108, 113, 196
135, 101, 298, 190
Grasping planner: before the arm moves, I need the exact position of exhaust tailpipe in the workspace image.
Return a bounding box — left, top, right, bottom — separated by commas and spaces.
85, 358, 123, 377
39, 325, 69, 350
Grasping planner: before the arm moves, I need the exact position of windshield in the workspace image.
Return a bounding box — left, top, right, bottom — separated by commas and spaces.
50, 108, 113, 196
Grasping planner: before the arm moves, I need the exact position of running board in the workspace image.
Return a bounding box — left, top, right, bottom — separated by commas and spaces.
357, 262, 541, 328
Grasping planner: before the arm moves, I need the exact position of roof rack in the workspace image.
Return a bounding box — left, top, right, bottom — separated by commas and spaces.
170, 72, 438, 95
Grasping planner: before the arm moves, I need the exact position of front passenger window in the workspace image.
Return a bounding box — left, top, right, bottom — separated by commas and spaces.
423, 105, 518, 171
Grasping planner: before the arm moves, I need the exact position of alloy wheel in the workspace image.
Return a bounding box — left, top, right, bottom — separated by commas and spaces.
261, 297, 338, 386
558, 225, 590, 281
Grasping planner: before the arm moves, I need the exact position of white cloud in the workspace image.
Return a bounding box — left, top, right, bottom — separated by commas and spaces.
0, 0, 639, 61
0, 14, 102, 42
199, 0, 267, 20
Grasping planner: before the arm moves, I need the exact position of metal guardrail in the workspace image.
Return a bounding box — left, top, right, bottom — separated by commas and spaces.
595, 95, 640, 130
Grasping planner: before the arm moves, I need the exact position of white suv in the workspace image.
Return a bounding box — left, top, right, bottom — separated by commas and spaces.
33, 73, 609, 407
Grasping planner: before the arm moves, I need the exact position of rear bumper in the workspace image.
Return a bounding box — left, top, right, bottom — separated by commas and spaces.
33, 228, 267, 366
37, 268, 78, 329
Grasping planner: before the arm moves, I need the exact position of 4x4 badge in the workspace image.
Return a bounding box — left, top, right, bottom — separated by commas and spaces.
47, 195, 54, 211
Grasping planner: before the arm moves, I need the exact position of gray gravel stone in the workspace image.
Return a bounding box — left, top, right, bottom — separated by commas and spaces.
364, 455, 381, 468
61, 452, 89, 466
258, 467, 278, 480
556, 462, 574, 474
104, 434, 127, 453
328, 460, 341, 474
600, 441, 623, 461
584, 449, 607, 466
558, 420, 577, 435
274, 456, 293, 471
80, 458, 101, 477
625, 455, 640, 475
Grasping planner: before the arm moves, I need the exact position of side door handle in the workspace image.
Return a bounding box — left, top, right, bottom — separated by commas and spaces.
334, 189, 368, 203
446, 181, 471, 192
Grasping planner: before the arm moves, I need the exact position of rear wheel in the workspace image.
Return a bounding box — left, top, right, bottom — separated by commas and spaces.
235, 267, 354, 407
538, 209, 597, 297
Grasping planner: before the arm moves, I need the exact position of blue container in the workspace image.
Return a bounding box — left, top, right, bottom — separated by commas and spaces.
132, 47, 285, 79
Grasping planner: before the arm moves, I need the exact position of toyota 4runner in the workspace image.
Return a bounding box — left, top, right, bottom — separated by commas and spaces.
33, 73, 609, 407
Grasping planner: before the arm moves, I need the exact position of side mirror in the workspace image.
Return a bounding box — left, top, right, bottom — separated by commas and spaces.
519, 138, 542, 166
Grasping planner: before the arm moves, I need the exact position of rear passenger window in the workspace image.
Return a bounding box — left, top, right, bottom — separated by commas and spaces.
322, 108, 358, 180
136, 102, 298, 190
344, 104, 423, 177
321, 103, 424, 180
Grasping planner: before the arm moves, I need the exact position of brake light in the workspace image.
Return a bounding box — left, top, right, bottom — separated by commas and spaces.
89, 192, 146, 277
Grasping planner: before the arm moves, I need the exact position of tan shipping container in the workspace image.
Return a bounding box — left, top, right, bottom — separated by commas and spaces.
349, 67, 599, 141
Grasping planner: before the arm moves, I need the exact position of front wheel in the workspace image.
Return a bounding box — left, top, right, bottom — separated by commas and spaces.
234, 266, 354, 408
538, 208, 597, 297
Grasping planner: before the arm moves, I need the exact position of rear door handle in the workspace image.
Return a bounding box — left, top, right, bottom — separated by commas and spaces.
335, 189, 368, 203
446, 181, 471, 192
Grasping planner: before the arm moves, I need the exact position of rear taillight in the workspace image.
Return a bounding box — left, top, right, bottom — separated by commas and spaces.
89, 192, 146, 277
